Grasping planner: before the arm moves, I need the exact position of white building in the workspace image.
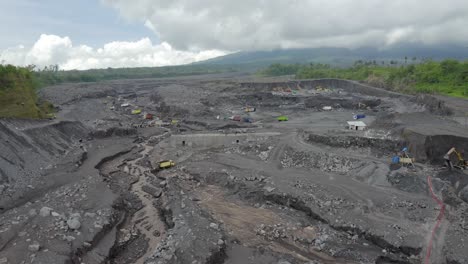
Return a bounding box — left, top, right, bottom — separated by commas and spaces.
347, 121, 367, 131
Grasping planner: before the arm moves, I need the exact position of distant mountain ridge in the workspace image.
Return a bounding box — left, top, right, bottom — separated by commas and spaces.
199, 44, 468, 66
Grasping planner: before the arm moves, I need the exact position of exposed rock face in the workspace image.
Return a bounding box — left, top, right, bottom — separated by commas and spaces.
0, 120, 89, 211
410, 94, 453, 116
142, 185, 163, 198
460, 185, 468, 203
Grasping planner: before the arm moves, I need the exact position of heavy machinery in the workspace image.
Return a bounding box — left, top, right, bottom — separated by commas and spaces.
159, 160, 175, 169
244, 107, 256, 112
392, 147, 415, 168
277, 115, 289, 122
444, 147, 467, 170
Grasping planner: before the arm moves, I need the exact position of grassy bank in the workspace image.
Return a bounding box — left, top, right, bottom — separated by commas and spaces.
0, 65, 54, 118
260, 60, 468, 98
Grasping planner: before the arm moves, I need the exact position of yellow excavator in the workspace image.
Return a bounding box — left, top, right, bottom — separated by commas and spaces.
444, 147, 468, 170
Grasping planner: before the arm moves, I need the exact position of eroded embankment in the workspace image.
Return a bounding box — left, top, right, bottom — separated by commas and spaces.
304, 133, 401, 156
240, 79, 406, 98
185, 168, 416, 263
402, 130, 468, 164
0, 119, 89, 211
240, 79, 453, 115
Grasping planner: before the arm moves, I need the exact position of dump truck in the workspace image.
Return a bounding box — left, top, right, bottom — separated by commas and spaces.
132, 109, 142, 115
244, 107, 256, 112
159, 160, 175, 169
46, 113, 56, 120
277, 115, 288, 122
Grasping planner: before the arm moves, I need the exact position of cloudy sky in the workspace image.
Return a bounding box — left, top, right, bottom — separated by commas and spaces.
1, 0, 468, 70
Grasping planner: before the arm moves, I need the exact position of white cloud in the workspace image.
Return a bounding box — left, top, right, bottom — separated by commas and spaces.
102, 0, 468, 50
0, 34, 226, 70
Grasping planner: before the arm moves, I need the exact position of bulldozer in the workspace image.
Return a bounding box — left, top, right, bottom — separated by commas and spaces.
444, 147, 468, 170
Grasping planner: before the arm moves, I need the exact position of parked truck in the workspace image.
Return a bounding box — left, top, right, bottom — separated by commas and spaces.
159, 160, 175, 169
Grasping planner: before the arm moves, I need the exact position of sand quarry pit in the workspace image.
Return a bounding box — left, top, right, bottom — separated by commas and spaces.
1, 75, 468, 264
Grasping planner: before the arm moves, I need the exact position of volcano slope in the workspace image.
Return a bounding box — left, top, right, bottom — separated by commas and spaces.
1, 76, 468, 264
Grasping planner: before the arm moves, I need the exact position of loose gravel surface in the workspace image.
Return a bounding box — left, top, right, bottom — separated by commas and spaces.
1, 76, 468, 264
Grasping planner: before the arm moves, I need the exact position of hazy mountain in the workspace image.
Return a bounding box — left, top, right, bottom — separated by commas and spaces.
199, 44, 468, 66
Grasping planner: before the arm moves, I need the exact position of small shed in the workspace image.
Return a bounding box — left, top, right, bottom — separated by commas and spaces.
347, 121, 367, 131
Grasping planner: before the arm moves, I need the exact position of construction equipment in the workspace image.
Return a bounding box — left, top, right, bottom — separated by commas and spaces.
46, 113, 56, 120
131, 109, 142, 115
277, 115, 289, 122
244, 107, 256, 113
159, 160, 175, 169
315, 85, 330, 92
444, 147, 467, 170
399, 147, 415, 168
392, 147, 415, 168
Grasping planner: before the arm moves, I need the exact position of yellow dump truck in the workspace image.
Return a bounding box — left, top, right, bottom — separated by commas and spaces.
244, 107, 256, 112
159, 160, 175, 169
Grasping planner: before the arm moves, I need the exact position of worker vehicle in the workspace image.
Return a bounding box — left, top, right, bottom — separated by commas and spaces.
159, 160, 175, 169
444, 147, 467, 170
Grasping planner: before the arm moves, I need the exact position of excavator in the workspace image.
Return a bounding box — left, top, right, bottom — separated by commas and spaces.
444, 147, 468, 170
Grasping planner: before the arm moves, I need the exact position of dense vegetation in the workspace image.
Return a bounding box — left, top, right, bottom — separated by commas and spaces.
261, 60, 468, 98
33, 64, 238, 87
0, 65, 55, 118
